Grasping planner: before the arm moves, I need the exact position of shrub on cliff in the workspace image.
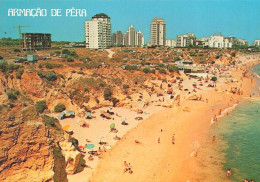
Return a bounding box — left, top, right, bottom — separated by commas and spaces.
104, 88, 112, 101
46, 71, 57, 81
16, 69, 24, 79
36, 100, 47, 113
42, 115, 57, 127
7, 92, 17, 101
54, 104, 66, 113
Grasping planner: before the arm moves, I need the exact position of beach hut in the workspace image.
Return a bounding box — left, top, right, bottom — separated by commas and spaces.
58, 110, 75, 120
86, 112, 92, 119
65, 110, 75, 117
58, 112, 66, 120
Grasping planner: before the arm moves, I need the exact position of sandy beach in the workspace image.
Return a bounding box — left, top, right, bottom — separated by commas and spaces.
57, 54, 259, 182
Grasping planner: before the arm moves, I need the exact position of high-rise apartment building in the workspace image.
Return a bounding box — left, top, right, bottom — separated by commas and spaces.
112, 30, 123, 46
150, 18, 166, 46
123, 25, 144, 47
85, 13, 111, 49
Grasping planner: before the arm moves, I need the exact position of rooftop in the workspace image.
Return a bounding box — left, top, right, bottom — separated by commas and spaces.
92, 13, 110, 19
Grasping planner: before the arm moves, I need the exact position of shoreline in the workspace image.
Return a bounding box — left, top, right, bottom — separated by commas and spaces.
88, 55, 259, 181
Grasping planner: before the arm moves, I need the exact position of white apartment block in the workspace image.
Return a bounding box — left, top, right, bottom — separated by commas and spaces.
253, 40, 260, 46
85, 13, 111, 49
123, 25, 144, 47
166, 39, 176, 48
150, 18, 166, 46
208, 34, 232, 48
177, 33, 196, 47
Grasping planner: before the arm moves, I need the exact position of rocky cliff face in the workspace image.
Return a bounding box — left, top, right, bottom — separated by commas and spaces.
0, 104, 81, 182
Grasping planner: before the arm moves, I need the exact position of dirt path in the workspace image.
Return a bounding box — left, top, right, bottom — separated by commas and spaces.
105, 49, 115, 58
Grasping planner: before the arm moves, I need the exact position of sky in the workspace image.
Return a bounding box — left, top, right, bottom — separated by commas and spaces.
0, 0, 260, 44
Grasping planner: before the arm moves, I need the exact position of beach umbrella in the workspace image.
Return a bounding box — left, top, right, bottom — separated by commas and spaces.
78, 145, 84, 149
100, 110, 105, 114
121, 118, 126, 122
110, 123, 115, 129
62, 125, 70, 131
85, 144, 95, 149
107, 106, 112, 110
86, 112, 92, 117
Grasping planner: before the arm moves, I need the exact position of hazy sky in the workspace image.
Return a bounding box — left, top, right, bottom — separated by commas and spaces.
1, 0, 260, 44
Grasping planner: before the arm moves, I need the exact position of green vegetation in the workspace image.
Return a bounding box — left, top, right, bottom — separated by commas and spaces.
54, 104, 66, 113
159, 68, 167, 74
231, 52, 236, 57
67, 57, 74, 62
142, 68, 150, 73
46, 71, 57, 81
37, 71, 57, 81
168, 65, 178, 72
53, 146, 63, 158
62, 49, 78, 58
45, 62, 53, 69
7, 92, 18, 101
174, 56, 181, 62
42, 115, 58, 127
104, 88, 112, 101
123, 84, 129, 89
112, 97, 119, 107
125, 65, 139, 71
36, 100, 47, 113
0, 61, 20, 74
0, 37, 19, 46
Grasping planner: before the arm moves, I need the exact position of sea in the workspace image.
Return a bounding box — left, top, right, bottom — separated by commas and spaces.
211, 63, 260, 181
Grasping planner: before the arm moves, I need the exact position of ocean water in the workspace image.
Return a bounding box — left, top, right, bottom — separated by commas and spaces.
212, 64, 260, 181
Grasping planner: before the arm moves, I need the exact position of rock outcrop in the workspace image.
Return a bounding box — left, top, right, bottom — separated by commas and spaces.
0, 105, 80, 182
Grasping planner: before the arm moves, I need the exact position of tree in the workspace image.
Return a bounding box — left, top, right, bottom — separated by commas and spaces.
36, 100, 47, 113
54, 104, 66, 112
62, 49, 70, 55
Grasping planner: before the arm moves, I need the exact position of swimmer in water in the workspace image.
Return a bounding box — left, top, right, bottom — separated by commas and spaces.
226, 169, 231, 177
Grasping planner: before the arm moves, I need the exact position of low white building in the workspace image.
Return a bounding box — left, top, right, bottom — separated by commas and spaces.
208, 34, 232, 48
253, 40, 260, 46
177, 33, 196, 47
166, 40, 176, 48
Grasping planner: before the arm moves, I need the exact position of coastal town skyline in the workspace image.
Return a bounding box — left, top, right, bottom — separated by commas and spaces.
1, 0, 260, 44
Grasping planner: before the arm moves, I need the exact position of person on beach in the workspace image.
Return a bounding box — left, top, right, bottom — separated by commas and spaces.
172, 134, 175, 144
212, 136, 216, 142
226, 169, 231, 177
158, 137, 160, 143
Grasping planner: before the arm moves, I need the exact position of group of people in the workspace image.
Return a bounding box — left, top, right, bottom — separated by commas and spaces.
157, 133, 175, 144
226, 169, 255, 182
123, 161, 133, 174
